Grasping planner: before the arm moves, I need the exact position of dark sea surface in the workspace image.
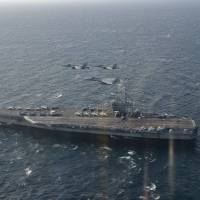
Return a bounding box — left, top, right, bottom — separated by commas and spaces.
0, 2, 200, 199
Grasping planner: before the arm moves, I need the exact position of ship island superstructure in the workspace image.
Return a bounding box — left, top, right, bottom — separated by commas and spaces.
0, 99, 198, 140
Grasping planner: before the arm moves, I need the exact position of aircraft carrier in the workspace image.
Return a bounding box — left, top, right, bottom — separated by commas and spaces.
0, 100, 198, 140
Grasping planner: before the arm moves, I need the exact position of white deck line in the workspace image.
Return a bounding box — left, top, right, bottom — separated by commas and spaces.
24, 116, 37, 124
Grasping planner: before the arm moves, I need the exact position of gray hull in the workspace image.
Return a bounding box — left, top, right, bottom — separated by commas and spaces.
0, 108, 198, 140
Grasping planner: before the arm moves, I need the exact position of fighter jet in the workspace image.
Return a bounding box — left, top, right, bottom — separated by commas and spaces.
95, 64, 119, 70
62, 63, 90, 70
86, 77, 121, 85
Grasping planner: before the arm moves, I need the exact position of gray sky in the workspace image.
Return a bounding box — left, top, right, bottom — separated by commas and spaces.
0, 0, 195, 5
0, 0, 190, 3
0, 0, 111, 3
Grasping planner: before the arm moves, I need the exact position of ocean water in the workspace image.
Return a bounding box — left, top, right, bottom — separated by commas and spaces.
0, 2, 200, 199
